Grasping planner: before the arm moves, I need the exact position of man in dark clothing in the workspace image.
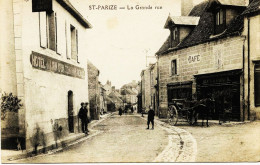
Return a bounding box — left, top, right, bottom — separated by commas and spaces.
78, 102, 89, 134
119, 107, 123, 116
147, 106, 155, 130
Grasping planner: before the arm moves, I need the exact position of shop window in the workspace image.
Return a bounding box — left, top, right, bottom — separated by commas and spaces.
255, 64, 260, 106
70, 25, 78, 62
214, 9, 226, 34
171, 60, 177, 76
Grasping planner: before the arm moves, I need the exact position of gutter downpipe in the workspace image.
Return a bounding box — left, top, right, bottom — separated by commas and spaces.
156, 55, 160, 118
247, 17, 251, 120
243, 39, 245, 121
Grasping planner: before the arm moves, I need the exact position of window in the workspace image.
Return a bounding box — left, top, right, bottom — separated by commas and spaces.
47, 12, 57, 51
215, 9, 224, 25
171, 60, 177, 76
173, 28, 178, 40
39, 11, 57, 51
70, 25, 78, 62
214, 9, 226, 34
170, 27, 178, 48
255, 64, 260, 106
39, 12, 47, 48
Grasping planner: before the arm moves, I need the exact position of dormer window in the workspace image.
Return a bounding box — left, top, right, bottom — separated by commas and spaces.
173, 28, 178, 40
216, 9, 224, 25
170, 27, 179, 48
214, 9, 226, 34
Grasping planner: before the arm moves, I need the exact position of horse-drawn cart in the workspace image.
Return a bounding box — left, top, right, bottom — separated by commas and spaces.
167, 98, 214, 126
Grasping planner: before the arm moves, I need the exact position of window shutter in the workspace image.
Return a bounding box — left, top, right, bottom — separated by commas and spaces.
76, 29, 79, 63
66, 22, 71, 59
177, 58, 180, 75
56, 13, 66, 56
255, 65, 260, 106
39, 12, 47, 48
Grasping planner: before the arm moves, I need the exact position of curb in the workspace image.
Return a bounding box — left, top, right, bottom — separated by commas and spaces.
138, 115, 197, 162
2, 112, 114, 163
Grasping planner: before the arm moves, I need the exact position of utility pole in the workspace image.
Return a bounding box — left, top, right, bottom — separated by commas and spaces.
144, 49, 156, 67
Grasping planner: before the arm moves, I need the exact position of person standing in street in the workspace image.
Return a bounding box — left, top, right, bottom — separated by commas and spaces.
119, 106, 123, 116
131, 106, 134, 113
78, 102, 89, 135
147, 106, 155, 130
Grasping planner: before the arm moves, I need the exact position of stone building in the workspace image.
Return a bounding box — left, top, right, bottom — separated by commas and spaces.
99, 83, 107, 114
0, 0, 92, 151
87, 60, 100, 120
120, 87, 138, 109
242, 0, 260, 119
140, 64, 159, 114
103, 80, 112, 95
150, 63, 159, 116
140, 68, 151, 113
108, 87, 123, 111
156, 0, 259, 120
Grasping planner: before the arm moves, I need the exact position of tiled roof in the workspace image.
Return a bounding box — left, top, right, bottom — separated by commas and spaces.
105, 96, 114, 103
164, 16, 200, 28
242, 0, 260, 15
121, 88, 137, 95
218, 0, 246, 6
108, 92, 123, 103
156, 0, 245, 55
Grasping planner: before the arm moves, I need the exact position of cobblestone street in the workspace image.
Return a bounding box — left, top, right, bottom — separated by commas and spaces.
10, 114, 173, 163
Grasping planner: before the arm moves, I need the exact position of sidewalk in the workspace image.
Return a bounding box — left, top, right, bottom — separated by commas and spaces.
1, 112, 113, 163
140, 113, 259, 162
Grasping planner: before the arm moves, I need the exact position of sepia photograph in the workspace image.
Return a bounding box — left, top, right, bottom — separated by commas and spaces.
0, 0, 260, 163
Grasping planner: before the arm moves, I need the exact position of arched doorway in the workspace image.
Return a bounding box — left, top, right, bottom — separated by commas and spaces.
68, 91, 74, 133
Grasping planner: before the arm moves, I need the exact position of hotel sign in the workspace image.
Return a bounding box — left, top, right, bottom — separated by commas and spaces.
30, 51, 85, 79
32, 0, 52, 12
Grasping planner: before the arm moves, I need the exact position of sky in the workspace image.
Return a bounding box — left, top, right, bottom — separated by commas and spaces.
71, 0, 204, 89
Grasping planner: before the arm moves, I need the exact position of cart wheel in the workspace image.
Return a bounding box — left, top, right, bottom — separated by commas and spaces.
167, 105, 178, 126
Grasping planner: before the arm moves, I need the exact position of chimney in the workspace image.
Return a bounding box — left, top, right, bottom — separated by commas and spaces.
181, 0, 193, 16
112, 86, 115, 92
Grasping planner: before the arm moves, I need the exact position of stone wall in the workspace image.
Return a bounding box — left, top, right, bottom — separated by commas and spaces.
87, 61, 100, 120
158, 36, 245, 118
243, 15, 260, 120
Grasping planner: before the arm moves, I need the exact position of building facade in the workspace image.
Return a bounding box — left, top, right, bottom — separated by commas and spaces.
140, 64, 159, 114
242, 0, 260, 119
99, 83, 107, 114
156, 0, 258, 121
1, 0, 91, 151
87, 60, 100, 120
140, 69, 151, 113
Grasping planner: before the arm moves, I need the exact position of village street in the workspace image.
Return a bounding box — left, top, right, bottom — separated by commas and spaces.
4, 113, 260, 163
10, 113, 172, 163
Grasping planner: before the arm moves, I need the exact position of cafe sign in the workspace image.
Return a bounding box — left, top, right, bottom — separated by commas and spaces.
32, 0, 52, 12
187, 54, 201, 64
30, 51, 85, 79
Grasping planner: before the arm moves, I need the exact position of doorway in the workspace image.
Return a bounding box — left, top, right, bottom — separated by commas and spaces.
68, 91, 74, 133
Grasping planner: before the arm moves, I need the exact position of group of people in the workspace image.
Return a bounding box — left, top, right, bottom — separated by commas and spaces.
118, 106, 135, 116
79, 102, 156, 134
78, 102, 89, 135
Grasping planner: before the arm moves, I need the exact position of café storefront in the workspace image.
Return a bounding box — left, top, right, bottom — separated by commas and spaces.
195, 69, 242, 121
167, 81, 193, 105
